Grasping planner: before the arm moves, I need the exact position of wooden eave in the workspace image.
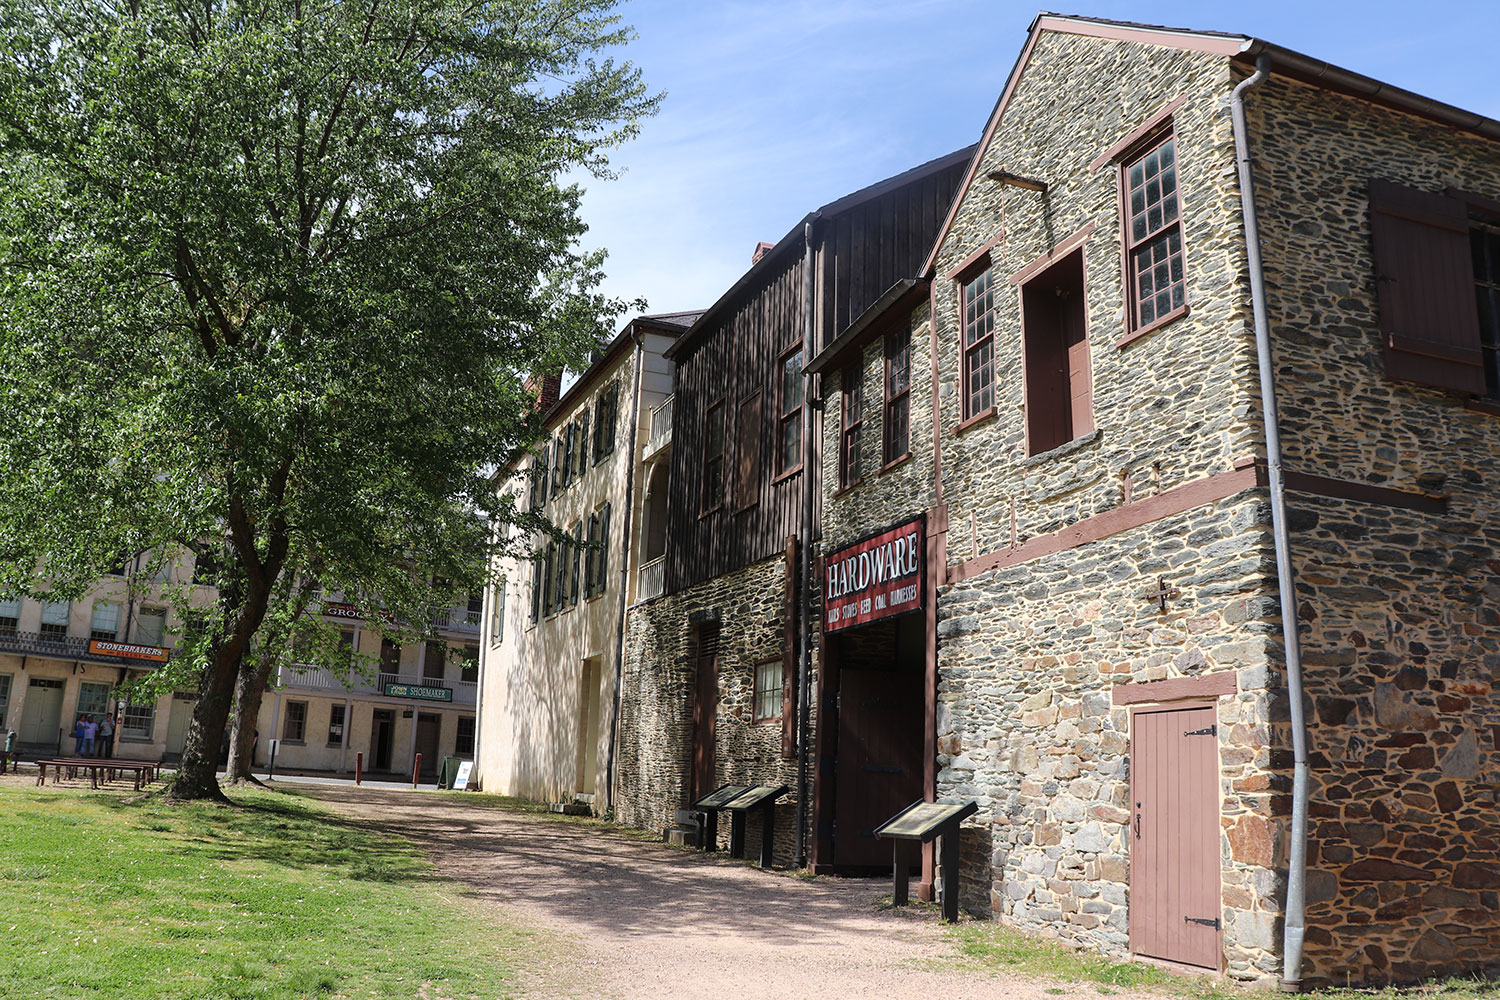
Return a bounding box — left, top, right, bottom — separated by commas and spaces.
805, 278, 930, 378
920, 12, 1500, 280
665, 145, 977, 364
539, 313, 697, 431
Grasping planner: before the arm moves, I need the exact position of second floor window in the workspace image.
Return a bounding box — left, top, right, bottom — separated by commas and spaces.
40, 600, 70, 640
778, 345, 804, 473
89, 601, 120, 641
839, 366, 862, 489
135, 607, 166, 647
884, 329, 911, 463
1123, 132, 1185, 333
593, 380, 620, 462
961, 266, 996, 419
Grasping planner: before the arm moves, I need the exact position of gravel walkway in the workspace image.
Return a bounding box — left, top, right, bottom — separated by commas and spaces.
300, 784, 1162, 1000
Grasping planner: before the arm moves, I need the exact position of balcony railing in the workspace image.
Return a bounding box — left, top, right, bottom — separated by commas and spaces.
637, 556, 666, 603
431, 607, 482, 635
643, 394, 673, 461
0, 629, 169, 668
277, 667, 477, 705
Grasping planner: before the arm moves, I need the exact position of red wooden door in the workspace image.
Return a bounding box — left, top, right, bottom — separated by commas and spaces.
691, 628, 719, 800
1130, 705, 1221, 969
834, 666, 924, 868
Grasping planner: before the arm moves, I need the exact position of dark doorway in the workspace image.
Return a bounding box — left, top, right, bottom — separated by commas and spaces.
830, 614, 925, 869
690, 625, 719, 800
1021, 248, 1092, 455
415, 713, 441, 780
1130, 703, 1221, 969
372, 709, 395, 771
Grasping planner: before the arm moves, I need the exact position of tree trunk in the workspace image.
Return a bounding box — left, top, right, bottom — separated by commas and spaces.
169, 646, 240, 802
225, 649, 276, 784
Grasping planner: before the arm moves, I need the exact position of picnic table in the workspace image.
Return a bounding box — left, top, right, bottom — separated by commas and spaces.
35, 757, 159, 791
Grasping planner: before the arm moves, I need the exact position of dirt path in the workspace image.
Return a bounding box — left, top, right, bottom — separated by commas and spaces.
300, 784, 1166, 1000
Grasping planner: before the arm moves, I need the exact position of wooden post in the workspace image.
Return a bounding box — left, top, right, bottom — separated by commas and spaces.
729, 810, 747, 860
411, 752, 422, 789
355, 751, 363, 786
759, 801, 776, 869
893, 841, 910, 907
940, 831, 960, 923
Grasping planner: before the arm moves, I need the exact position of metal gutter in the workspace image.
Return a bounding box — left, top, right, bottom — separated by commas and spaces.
1230, 53, 1311, 993
602, 326, 646, 818
794, 214, 819, 869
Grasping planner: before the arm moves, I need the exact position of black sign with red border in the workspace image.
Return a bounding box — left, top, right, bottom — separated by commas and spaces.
823, 515, 925, 633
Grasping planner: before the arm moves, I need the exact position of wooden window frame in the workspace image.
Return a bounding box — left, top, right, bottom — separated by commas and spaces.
282, 700, 308, 744
734, 390, 762, 512
568, 521, 583, 608
528, 556, 543, 625
701, 398, 727, 515
550, 433, 565, 498
326, 703, 346, 747
1118, 126, 1190, 345
593, 380, 619, 464
775, 341, 805, 479
752, 657, 784, 724
957, 259, 997, 423
583, 512, 600, 597
883, 328, 912, 467
1470, 216, 1500, 401
838, 365, 863, 491
576, 411, 590, 481
595, 502, 611, 597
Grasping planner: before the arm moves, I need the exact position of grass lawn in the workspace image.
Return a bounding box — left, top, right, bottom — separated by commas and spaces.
0, 780, 537, 999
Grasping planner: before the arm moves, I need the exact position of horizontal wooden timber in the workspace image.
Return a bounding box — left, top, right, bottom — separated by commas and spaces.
1112, 670, 1237, 705
946, 462, 1448, 584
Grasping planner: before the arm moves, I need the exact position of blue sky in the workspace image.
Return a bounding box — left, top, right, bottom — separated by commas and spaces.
577, 1, 1500, 326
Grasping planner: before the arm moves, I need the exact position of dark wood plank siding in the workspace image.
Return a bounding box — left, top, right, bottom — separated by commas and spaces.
666, 158, 968, 593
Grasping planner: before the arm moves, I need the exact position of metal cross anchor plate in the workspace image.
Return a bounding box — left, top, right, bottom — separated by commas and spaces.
1144, 576, 1179, 612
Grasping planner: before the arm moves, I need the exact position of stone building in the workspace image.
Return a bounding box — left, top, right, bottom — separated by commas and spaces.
613, 151, 971, 860
474, 312, 697, 807
808, 13, 1499, 989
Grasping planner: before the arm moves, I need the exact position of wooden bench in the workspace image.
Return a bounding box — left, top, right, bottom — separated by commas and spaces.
35, 758, 158, 791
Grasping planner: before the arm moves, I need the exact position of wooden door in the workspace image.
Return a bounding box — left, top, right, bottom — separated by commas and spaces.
834, 666, 924, 868
691, 627, 719, 800
20, 678, 64, 746
372, 709, 395, 770
415, 713, 441, 778
166, 693, 197, 755
575, 658, 601, 794
1131, 704, 1221, 969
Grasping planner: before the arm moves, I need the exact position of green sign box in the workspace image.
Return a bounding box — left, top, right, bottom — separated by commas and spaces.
383, 683, 454, 703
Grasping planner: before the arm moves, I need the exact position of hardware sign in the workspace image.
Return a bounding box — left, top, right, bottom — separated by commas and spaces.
824, 516, 924, 633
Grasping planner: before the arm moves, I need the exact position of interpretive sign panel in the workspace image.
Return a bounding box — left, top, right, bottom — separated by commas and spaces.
723, 784, 789, 812
824, 516, 924, 633
693, 784, 751, 810
383, 683, 454, 703
874, 799, 979, 842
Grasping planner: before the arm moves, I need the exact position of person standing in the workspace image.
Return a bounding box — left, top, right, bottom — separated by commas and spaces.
80, 715, 97, 756
97, 713, 115, 758
73, 715, 87, 756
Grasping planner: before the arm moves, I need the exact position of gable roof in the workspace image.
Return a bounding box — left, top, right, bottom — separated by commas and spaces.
920, 12, 1500, 278
664, 144, 976, 362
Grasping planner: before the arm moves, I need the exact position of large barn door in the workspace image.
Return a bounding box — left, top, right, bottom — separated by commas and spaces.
1130, 704, 1221, 970
833, 665, 923, 868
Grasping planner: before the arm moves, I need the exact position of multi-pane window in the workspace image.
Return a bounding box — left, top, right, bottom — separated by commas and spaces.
884, 329, 911, 463
283, 701, 308, 742
135, 607, 166, 647
702, 401, 725, 512
961, 267, 996, 419
593, 380, 619, 462
90, 601, 120, 641
550, 433, 565, 497
77, 681, 111, 719
327, 704, 346, 746
424, 641, 446, 680
839, 366, 862, 489
0, 674, 10, 728
121, 697, 155, 740
1474, 221, 1500, 397
193, 549, 219, 586
0, 597, 19, 636
754, 659, 784, 723
778, 345, 804, 473
456, 716, 477, 757
1124, 133, 1185, 332
40, 600, 70, 641
464, 592, 483, 626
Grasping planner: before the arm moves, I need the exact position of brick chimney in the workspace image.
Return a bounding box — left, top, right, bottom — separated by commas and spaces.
751, 241, 776, 265
528, 372, 562, 412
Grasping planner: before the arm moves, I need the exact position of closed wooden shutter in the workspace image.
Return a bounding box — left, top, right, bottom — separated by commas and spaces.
782, 536, 798, 758
736, 391, 762, 510
1368, 179, 1484, 394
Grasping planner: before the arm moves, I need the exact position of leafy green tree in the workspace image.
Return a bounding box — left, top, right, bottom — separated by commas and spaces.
0, 0, 655, 800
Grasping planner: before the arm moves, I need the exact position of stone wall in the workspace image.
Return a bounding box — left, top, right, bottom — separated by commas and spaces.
935, 493, 1283, 983
1249, 70, 1500, 985
616, 553, 811, 865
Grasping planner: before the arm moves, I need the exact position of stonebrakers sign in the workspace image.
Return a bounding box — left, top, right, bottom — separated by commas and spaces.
824, 516, 924, 633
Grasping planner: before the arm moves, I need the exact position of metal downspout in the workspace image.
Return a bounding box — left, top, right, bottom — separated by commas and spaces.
795, 215, 819, 868
603, 327, 645, 818
1231, 54, 1310, 993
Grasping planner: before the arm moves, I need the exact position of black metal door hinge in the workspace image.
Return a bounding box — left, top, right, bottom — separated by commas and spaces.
1185, 916, 1221, 929
1184, 725, 1217, 737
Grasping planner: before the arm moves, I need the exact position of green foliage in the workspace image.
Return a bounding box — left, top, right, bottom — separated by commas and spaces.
0, 782, 541, 998
0, 0, 656, 662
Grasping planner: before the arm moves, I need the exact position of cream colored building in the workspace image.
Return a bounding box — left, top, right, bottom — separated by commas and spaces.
1, 550, 218, 760
476, 311, 697, 807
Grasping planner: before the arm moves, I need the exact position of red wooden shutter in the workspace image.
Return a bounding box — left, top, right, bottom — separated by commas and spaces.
1368, 179, 1484, 394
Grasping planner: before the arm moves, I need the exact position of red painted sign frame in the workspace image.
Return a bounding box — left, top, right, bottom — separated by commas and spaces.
823, 515, 925, 633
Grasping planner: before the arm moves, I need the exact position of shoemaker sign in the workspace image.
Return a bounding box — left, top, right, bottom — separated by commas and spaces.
824, 515, 924, 633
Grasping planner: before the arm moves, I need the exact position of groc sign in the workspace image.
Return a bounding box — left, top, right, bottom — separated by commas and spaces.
824, 515, 924, 633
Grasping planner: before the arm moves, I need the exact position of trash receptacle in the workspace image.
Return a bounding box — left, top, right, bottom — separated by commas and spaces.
438, 756, 463, 790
